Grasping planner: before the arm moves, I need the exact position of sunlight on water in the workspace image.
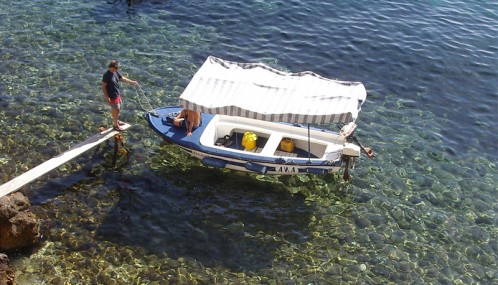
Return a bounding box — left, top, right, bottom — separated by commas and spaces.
1, 0, 497, 284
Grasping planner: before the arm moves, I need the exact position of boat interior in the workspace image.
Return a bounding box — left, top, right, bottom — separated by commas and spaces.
228, 130, 321, 158
200, 115, 344, 159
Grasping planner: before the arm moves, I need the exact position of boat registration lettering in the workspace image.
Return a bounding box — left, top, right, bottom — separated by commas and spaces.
276, 166, 297, 173
190, 150, 205, 158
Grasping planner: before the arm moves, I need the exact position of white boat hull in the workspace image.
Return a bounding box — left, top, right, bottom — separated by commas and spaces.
146, 106, 361, 176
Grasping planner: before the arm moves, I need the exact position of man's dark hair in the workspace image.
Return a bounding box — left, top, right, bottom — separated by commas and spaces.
109, 60, 120, 68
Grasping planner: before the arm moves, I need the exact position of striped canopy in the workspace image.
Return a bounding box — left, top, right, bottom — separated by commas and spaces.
179, 56, 367, 124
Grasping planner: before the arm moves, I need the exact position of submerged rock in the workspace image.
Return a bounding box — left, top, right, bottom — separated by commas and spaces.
0, 253, 15, 285
0, 192, 40, 251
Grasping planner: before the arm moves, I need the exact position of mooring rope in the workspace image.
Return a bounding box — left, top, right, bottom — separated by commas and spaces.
133, 84, 155, 113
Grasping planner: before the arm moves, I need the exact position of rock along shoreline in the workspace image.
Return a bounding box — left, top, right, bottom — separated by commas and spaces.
0, 192, 41, 285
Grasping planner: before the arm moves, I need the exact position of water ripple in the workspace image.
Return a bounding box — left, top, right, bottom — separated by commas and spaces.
1, 0, 497, 284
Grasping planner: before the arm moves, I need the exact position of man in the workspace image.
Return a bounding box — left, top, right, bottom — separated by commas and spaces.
173, 109, 201, 136
101, 60, 138, 131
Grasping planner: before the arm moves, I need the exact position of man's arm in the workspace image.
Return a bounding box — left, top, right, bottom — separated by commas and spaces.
121, 76, 138, 85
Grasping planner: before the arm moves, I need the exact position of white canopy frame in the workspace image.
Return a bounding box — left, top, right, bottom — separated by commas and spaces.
179, 56, 367, 124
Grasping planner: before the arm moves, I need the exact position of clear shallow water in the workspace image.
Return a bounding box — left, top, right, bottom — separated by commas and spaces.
1, 0, 497, 284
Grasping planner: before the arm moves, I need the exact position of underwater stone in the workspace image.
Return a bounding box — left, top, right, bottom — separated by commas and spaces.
474, 213, 495, 225
431, 212, 448, 225
408, 195, 424, 205
485, 270, 497, 279
50, 276, 64, 285
358, 232, 370, 244
420, 175, 435, 188
371, 263, 391, 277
0, 254, 15, 285
226, 222, 245, 233
372, 197, 392, 209
391, 207, 404, 220
425, 267, 440, 278
467, 226, 490, 243
477, 252, 495, 265
410, 221, 425, 232
397, 261, 412, 272
421, 191, 441, 206
353, 191, 374, 203
442, 190, 461, 205
403, 240, 418, 250
326, 265, 341, 276
368, 232, 385, 244
472, 198, 491, 212
417, 259, 430, 268
471, 264, 486, 280
267, 279, 278, 285
388, 230, 406, 245
464, 244, 482, 258
369, 214, 386, 226
353, 215, 370, 229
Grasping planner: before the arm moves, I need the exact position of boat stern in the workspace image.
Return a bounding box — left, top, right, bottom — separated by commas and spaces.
343, 142, 361, 157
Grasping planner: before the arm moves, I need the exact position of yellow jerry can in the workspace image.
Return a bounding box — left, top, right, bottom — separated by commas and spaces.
280, 138, 295, 153
242, 132, 258, 150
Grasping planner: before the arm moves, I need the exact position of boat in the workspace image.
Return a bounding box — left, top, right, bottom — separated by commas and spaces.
146, 56, 373, 179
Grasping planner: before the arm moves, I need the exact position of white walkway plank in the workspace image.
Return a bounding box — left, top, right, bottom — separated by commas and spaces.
0, 123, 131, 198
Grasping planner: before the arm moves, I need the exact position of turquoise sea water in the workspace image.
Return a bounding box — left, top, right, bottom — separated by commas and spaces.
1, 0, 497, 284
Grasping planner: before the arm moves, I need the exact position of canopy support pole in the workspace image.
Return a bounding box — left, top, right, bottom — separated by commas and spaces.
307, 124, 311, 163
